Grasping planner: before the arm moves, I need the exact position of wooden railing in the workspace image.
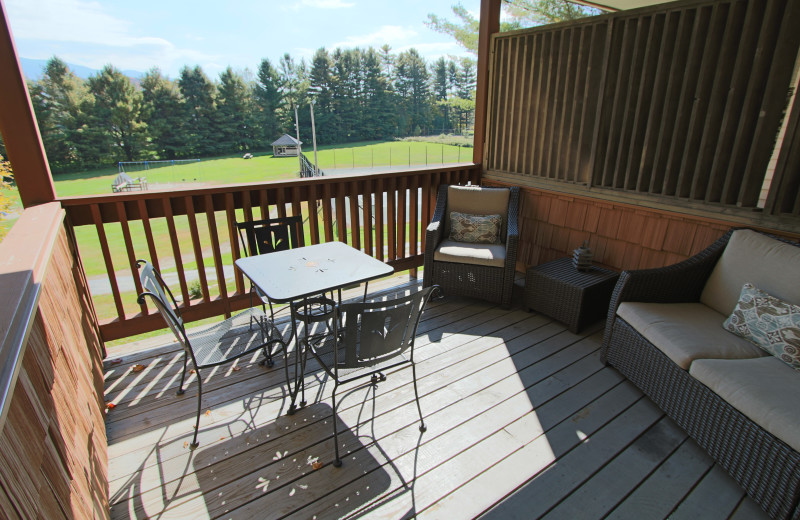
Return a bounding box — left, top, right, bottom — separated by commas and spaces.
60, 165, 481, 341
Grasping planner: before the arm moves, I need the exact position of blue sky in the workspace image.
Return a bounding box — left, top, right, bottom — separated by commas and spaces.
4, 0, 481, 79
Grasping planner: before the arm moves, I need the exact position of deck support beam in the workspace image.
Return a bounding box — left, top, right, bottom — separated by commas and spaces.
473, 0, 502, 167
0, 0, 56, 207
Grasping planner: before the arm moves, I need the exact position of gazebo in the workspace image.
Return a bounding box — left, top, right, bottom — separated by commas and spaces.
270, 134, 301, 157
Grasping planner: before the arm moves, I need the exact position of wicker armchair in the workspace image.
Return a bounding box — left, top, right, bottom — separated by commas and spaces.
423, 185, 519, 307
602, 229, 800, 520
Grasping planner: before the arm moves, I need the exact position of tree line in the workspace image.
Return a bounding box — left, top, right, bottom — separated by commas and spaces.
24, 47, 476, 173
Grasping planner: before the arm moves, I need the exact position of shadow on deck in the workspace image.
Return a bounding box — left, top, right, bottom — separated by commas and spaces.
103, 275, 768, 520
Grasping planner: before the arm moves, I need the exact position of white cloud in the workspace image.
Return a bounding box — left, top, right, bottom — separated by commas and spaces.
331, 25, 418, 49
5, 0, 218, 76
301, 0, 355, 8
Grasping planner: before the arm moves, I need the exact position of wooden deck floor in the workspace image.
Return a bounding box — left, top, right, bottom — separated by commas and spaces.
104, 275, 769, 520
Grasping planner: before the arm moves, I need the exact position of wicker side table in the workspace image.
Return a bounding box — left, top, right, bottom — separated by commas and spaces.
525, 257, 619, 333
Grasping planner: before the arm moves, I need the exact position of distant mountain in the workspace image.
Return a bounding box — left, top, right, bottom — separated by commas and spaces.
20, 57, 145, 81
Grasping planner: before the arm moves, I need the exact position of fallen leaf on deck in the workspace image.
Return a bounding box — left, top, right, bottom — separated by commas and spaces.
220, 436, 226, 440
184, 441, 189, 448
132, 364, 146, 372
190, 369, 196, 374
108, 359, 123, 365
106, 403, 116, 410
232, 366, 241, 372
205, 410, 211, 416
312, 461, 323, 470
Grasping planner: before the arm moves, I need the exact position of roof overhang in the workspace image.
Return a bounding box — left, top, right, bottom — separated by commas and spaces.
574, 0, 673, 11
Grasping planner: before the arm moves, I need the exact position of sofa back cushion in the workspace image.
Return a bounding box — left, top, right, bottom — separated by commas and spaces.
700, 229, 800, 316
446, 186, 510, 241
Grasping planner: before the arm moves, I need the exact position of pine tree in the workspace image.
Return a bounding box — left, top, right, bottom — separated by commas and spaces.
395, 49, 432, 136
86, 65, 147, 162
217, 67, 254, 153
28, 57, 88, 170
178, 66, 218, 156
140, 68, 186, 159
309, 48, 336, 144
253, 58, 283, 143
362, 47, 395, 139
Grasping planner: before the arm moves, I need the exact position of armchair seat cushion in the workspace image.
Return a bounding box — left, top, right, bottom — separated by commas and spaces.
689, 356, 800, 452
617, 302, 766, 369
434, 239, 506, 267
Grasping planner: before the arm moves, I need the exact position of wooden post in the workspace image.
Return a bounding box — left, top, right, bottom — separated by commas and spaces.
473, 0, 502, 166
0, 0, 56, 207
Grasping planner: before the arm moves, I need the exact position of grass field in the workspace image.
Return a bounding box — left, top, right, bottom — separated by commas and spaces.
2, 139, 465, 345
53, 140, 469, 198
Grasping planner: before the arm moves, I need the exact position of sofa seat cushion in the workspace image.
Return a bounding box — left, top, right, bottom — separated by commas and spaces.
690, 356, 800, 452
434, 239, 506, 267
617, 302, 767, 370
701, 229, 800, 317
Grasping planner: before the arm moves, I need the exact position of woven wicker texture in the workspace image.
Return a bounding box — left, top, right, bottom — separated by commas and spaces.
601, 229, 800, 520
423, 185, 519, 306
525, 258, 618, 333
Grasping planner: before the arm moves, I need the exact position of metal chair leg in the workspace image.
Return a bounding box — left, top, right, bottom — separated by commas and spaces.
332, 381, 342, 467
177, 351, 188, 395
190, 370, 203, 449
412, 362, 426, 433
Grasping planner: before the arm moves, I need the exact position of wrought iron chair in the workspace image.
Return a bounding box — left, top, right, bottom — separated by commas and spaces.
300, 285, 439, 467
136, 259, 287, 449
423, 184, 519, 307
235, 216, 305, 325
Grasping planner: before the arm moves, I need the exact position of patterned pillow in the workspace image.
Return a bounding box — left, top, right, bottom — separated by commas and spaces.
723, 283, 800, 370
449, 212, 502, 244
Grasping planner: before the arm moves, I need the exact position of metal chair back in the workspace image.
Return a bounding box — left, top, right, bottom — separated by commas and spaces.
236, 216, 304, 257
335, 286, 434, 371
136, 259, 189, 350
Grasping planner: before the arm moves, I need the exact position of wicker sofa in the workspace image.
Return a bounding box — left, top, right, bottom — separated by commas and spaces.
601, 228, 800, 520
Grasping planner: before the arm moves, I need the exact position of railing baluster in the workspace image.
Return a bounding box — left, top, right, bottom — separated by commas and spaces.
225, 192, 244, 295
308, 183, 320, 245
91, 203, 125, 320
205, 194, 230, 317
409, 176, 419, 277
421, 174, 431, 254
115, 201, 146, 313
387, 176, 397, 261
242, 189, 253, 222
137, 199, 160, 273
349, 180, 360, 250
362, 179, 373, 257
185, 196, 209, 302
291, 186, 303, 242
259, 189, 269, 220
322, 183, 334, 242
336, 182, 347, 243
397, 176, 407, 261
161, 197, 191, 307
276, 187, 287, 219
375, 178, 385, 262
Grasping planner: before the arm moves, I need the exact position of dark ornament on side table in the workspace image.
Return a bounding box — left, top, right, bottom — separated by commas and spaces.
573, 240, 593, 271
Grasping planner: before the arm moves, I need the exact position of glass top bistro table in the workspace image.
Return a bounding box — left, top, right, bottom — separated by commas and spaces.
234, 241, 394, 413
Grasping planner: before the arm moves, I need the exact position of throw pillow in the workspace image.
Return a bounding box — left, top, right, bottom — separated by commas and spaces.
723, 283, 800, 370
449, 212, 502, 244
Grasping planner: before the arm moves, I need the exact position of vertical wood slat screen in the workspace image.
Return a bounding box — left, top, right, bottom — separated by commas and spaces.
485, 0, 800, 214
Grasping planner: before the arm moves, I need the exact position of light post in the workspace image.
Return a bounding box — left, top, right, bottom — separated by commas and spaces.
293, 102, 303, 175
310, 99, 319, 176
